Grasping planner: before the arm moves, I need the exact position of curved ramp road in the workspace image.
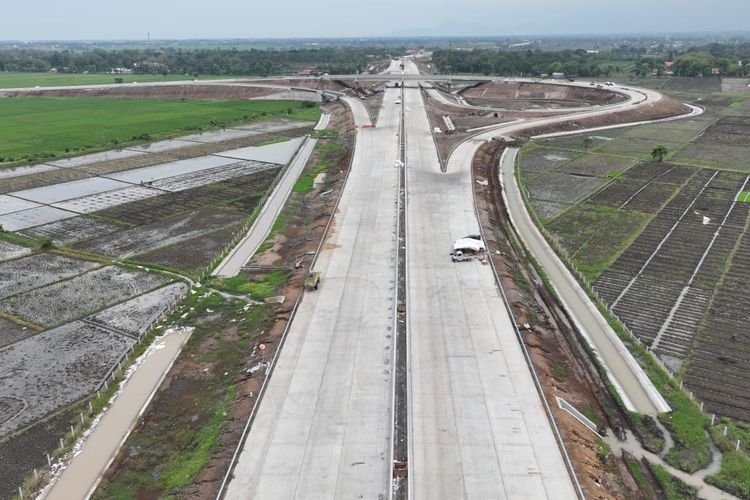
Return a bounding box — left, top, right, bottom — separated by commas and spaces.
404, 87, 577, 499
223, 90, 401, 499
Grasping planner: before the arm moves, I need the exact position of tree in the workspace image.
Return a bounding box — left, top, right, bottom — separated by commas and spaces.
651, 145, 668, 162
582, 137, 593, 151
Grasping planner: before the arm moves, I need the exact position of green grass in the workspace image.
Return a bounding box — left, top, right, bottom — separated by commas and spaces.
0, 71, 233, 89
211, 270, 289, 301
292, 140, 342, 194
707, 425, 750, 499
737, 192, 750, 203
659, 386, 712, 473
625, 454, 655, 498
0, 98, 319, 165
649, 462, 699, 500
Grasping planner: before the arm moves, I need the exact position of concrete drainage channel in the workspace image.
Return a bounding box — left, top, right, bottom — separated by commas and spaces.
391, 82, 409, 500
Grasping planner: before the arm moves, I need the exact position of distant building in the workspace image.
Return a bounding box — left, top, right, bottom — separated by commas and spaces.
586, 50, 600, 54
711, 67, 721, 76
110, 67, 133, 74
552, 72, 565, 79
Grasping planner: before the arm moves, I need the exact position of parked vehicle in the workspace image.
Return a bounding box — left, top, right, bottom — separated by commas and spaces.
304, 271, 321, 290
451, 250, 472, 262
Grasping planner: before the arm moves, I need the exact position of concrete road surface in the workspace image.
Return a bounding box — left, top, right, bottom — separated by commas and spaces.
44, 328, 191, 500
224, 89, 402, 498
213, 137, 316, 277
403, 87, 577, 499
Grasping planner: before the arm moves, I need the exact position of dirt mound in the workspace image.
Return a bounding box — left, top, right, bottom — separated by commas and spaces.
461, 81, 626, 108
519, 96, 692, 138
2, 84, 278, 100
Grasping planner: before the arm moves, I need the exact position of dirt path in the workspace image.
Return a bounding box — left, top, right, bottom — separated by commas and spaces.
42, 328, 191, 500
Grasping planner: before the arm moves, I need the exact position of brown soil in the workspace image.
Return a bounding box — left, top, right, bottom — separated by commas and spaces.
461, 81, 627, 108
517, 97, 692, 138
2, 84, 278, 100
471, 140, 652, 499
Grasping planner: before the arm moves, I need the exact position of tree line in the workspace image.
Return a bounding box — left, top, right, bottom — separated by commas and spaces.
0, 47, 388, 76
432, 43, 750, 78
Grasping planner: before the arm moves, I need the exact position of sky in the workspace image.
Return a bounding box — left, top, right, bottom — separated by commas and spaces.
3, 0, 750, 40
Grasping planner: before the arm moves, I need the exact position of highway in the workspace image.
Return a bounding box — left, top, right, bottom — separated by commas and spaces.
223, 89, 400, 498
403, 86, 577, 499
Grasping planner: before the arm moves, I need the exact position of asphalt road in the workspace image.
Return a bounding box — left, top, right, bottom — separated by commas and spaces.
212, 137, 316, 277
223, 89, 401, 499
403, 86, 577, 499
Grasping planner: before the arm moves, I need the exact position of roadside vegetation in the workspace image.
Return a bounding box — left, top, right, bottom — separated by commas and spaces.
0, 98, 319, 166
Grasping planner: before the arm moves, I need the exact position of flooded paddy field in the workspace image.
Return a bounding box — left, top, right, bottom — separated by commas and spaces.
0, 105, 317, 496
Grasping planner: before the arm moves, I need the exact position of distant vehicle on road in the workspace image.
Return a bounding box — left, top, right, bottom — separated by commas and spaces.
451, 250, 472, 262
304, 271, 321, 290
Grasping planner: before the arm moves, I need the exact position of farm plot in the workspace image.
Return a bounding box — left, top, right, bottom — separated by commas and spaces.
20, 216, 126, 246
0, 167, 91, 195
0, 266, 168, 327
518, 147, 576, 181
215, 136, 304, 164
560, 154, 636, 178
0, 240, 30, 261
0, 317, 36, 348
0, 253, 100, 299
92, 168, 278, 226
149, 160, 277, 192
536, 130, 623, 151
685, 227, 750, 421
52, 185, 163, 214
88, 283, 187, 338
134, 223, 244, 272
76, 207, 246, 259
76, 126, 310, 176
671, 143, 750, 170
594, 170, 749, 366
0, 321, 135, 438
0, 205, 78, 232
11, 176, 129, 205
527, 172, 607, 204
589, 162, 697, 213
546, 203, 650, 279
597, 137, 683, 159
0, 163, 59, 180
48, 149, 147, 169
0, 195, 41, 215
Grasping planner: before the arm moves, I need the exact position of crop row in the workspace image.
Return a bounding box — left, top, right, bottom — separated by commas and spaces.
0, 265, 168, 327
685, 227, 750, 421
595, 170, 748, 364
